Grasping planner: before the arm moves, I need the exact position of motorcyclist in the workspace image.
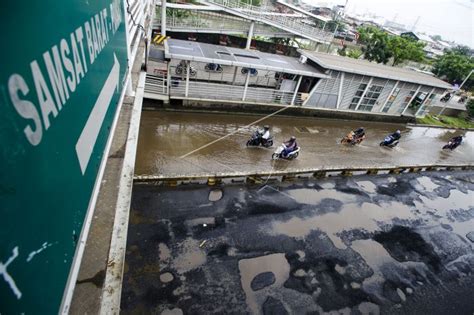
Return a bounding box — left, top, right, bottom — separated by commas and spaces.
389, 130, 401, 141
347, 127, 365, 144
450, 136, 463, 146
283, 136, 298, 157
259, 125, 271, 142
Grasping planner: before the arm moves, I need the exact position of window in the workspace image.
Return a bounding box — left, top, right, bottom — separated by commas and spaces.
398, 90, 416, 113
350, 84, 384, 111
382, 87, 400, 113
349, 83, 367, 109
359, 85, 383, 111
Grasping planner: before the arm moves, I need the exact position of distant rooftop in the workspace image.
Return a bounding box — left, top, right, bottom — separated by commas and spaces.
299, 50, 452, 89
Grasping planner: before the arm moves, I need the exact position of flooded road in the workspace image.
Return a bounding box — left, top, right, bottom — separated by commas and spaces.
122, 171, 474, 314
135, 111, 474, 176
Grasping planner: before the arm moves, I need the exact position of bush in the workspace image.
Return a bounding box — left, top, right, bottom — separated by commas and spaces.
467, 98, 474, 118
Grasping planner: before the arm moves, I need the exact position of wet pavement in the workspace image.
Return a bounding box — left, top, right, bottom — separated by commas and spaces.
121, 171, 474, 314
135, 111, 474, 177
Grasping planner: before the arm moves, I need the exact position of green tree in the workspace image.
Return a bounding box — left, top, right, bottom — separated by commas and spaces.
467, 98, 474, 118
433, 50, 474, 84
347, 48, 363, 59
357, 26, 392, 64
387, 36, 425, 66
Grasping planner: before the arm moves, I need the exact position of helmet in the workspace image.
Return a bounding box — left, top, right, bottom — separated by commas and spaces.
264, 125, 270, 130
290, 136, 296, 141
396, 130, 401, 134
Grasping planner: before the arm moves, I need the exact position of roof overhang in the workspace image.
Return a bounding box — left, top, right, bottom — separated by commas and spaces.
164, 41, 330, 79
298, 49, 452, 90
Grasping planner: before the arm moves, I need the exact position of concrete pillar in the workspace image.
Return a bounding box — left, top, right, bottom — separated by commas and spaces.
415, 88, 435, 117
354, 77, 373, 111
291, 75, 303, 105
336, 72, 345, 109
185, 61, 190, 97
401, 85, 421, 115
161, 0, 167, 36
380, 81, 399, 112
242, 71, 251, 101
246, 21, 255, 50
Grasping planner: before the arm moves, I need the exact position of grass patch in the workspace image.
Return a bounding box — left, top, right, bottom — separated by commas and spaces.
417, 114, 474, 129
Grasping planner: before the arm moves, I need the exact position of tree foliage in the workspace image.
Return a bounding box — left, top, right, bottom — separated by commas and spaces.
433, 50, 474, 85
357, 26, 426, 66
388, 36, 425, 66
357, 26, 393, 64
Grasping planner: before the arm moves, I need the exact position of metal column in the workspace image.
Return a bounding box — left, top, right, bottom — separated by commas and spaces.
185, 61, 190, 97
291, 75, 303, 105
401, 85, 421, 115
379, 81, 399, 112
354, 77, 373, 111
336, 72, 345, 109
246, 21, 255, 49
161, 0, 167, 36
242, 71, 251, 101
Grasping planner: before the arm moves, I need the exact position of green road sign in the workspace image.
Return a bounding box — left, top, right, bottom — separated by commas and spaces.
0, 0, 128, 312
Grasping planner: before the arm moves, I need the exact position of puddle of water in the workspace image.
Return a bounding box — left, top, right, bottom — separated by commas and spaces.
271, 201, 413, 249
287, 188, 356, 205
238, 253, 290, 314
416, 176, 439, 192
159, 243, 171, 261
415, 190, 473, 215
172, 238, 206, 274
356, 181, 377, 194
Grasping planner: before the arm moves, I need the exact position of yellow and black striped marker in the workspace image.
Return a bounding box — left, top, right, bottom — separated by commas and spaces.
153, 34, 169, 45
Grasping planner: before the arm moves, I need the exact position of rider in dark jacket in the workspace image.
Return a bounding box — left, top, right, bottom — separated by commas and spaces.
283, 136, 298, 157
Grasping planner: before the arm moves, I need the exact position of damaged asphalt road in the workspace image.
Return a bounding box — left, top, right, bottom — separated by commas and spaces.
121, 171, 474, 314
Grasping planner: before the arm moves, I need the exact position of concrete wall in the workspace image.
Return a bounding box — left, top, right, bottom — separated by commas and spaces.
144, 98, 415, 123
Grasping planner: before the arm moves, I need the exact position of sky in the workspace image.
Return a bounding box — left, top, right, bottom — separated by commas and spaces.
303, 0, 474, 47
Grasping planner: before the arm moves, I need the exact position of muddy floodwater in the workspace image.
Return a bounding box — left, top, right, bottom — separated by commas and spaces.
135, 111, 474, 176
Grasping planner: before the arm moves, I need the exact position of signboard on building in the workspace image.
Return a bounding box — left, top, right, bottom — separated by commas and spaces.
0, 0, 128, 313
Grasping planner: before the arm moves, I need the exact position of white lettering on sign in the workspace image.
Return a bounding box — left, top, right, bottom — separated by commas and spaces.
6, 1, 123, 151
0, 247, 22, 300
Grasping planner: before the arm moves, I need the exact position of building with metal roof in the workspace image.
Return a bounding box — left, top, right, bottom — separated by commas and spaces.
298, 50, 452, 116
146, 38, 453, 118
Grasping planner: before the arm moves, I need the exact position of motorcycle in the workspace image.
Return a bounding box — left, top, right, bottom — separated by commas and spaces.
341, 133, 365, 145
443, 139, 462, 150
246, 132, 273, 148
272, 144, 300, 160
205, 63, 223, 73
380, 135, 399, 148
175, 61, 197, 77
241, 67, 258, 76
440, 93, 451, 103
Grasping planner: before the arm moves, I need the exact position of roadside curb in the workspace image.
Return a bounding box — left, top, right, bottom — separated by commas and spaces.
134, 164, 474, 186
408, 123, 474, 131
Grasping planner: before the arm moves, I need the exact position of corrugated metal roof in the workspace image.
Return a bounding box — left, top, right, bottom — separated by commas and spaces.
299, 50, 452, 89
165, 39, 329, 78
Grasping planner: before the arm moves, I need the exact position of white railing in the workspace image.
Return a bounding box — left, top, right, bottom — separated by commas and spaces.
145, 74, 168, 95
126, 0, 154, 70
154, 9, 292, 37
170, 79, 303, 105
203, 0, 333, 43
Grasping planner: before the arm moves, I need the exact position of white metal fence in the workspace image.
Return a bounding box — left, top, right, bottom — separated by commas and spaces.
204, 0, 333, 43
170, 79, 303, 105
